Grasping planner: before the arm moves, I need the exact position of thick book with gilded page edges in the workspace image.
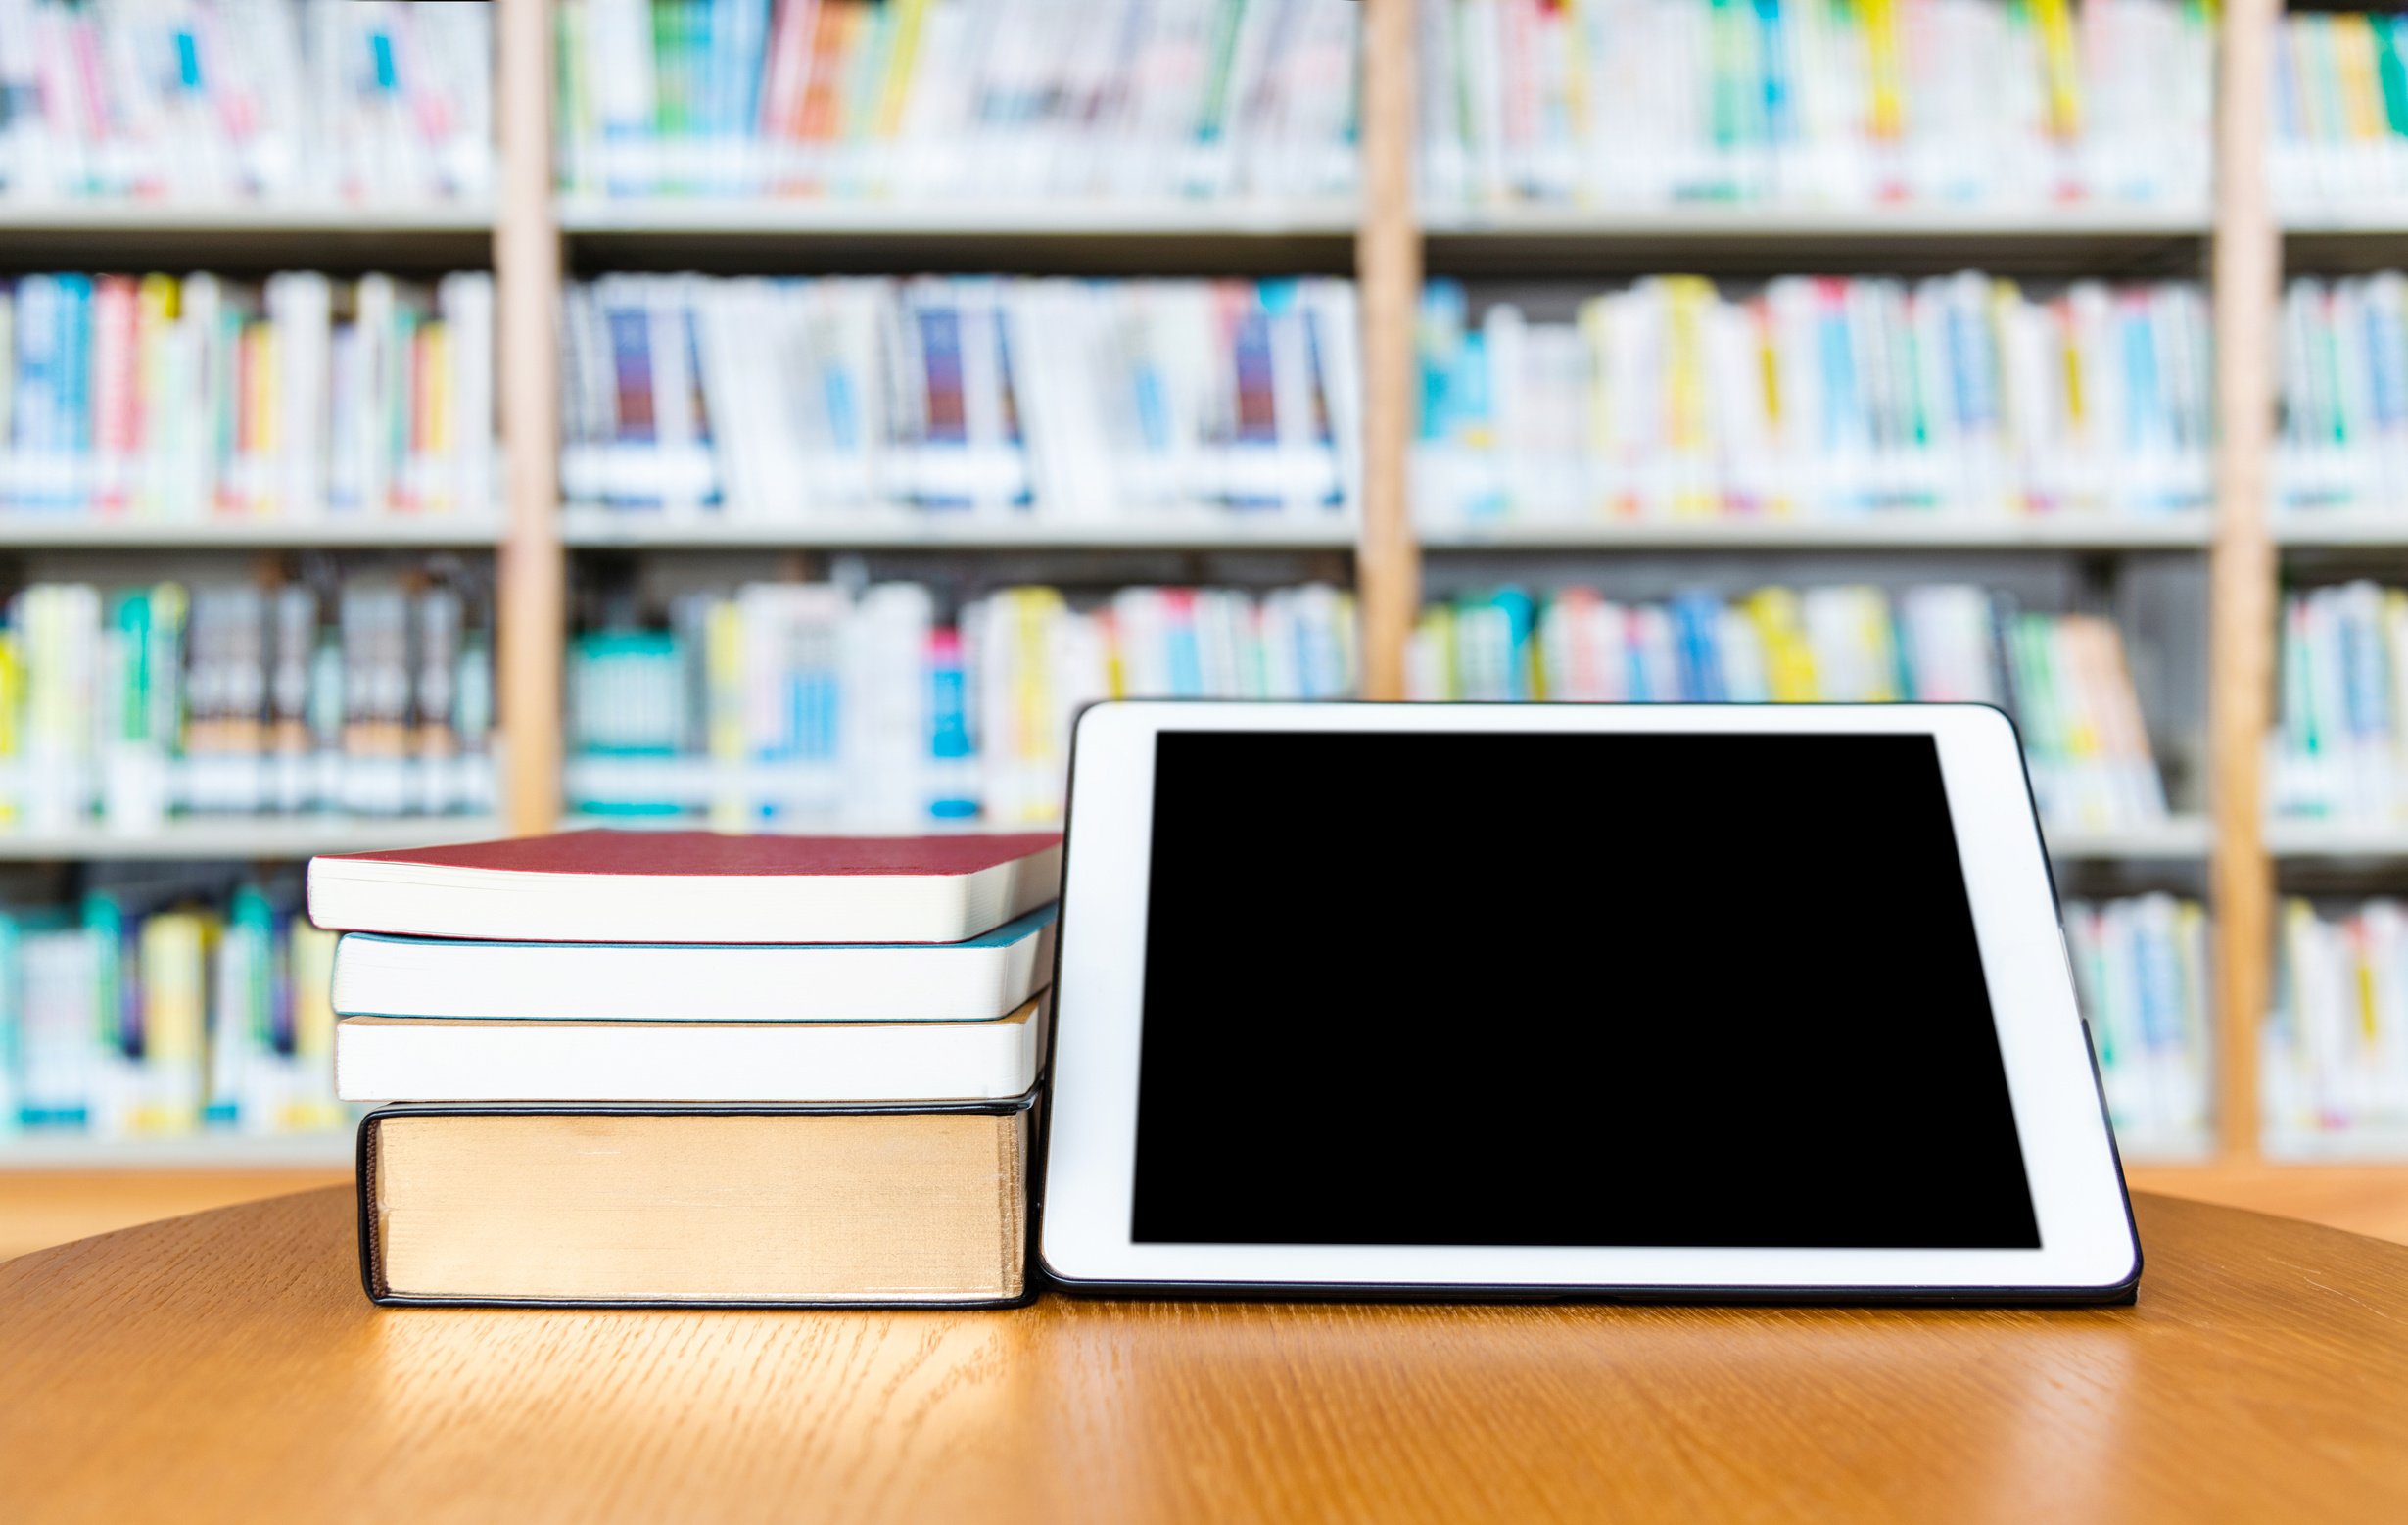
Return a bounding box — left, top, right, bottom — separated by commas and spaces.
307, 830, 1062, 944
358, 1101, 1036, 1307
336, 995, 1049, 1104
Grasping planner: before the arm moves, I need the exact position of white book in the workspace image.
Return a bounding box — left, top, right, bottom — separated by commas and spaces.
332, 905, 1056, 1023
336, 994, 1049, 1104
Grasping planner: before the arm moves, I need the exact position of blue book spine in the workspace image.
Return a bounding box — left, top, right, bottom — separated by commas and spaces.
1418, 280, 1467, 445
1671, 592, 1728, 702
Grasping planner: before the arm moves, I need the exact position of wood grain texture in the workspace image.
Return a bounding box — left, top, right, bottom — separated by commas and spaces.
5, 1190, 2405, 1525
495, 0, 565, 833
1352, 0, 1421, 701
2132, 1163, 2408, 1246
2207, 0, 2281, 1160
0, 1169, 348, 1264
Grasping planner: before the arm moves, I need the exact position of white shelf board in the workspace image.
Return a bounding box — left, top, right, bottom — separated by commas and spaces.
0, 816, 503, 861
556, 197, 1361, 237
0, 515, 505, 549
561, 509, 1359, 551
0, 1131, 352, 1169
0, 200, 493, 233
1420, 516, 2212, 550
2265, 820, 2408, 858
2044, 817, 2214, 860
2272, 512, 2408, 548
2281, 210, 2408, 235
1422, 203, 2212, 238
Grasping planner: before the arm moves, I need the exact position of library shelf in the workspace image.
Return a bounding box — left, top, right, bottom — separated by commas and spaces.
1418, 516, 2214, 551
0, 1133, 352, 1170
2264, 821, 2408, 859
556, 197, 1362, 273
560, 510, 1360, 552
2044, 817, 2216, 861
2271, 512, 2408, 548
0, 817, 503, 862
0, 517, 507, 550
0, 200, 496, 267
1419, 202, 2211, 276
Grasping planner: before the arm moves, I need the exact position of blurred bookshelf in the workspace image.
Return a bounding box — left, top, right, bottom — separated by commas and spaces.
4, 0, 2408, 1250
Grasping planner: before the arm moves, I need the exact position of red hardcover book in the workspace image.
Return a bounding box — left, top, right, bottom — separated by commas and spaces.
308, 830, 1062, 945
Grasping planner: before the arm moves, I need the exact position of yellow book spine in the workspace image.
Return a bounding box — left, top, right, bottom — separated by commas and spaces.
284, 921, 344, 1132
0, 631, 19, 826
1865, 0, 1907, 141
706, 597, 745, 833
874, 0, 931, 139
1744, 588, 1819, 701
2338, 16, 2385, 144
2033, 0, 2082, 141
1664, 276, 1713, 516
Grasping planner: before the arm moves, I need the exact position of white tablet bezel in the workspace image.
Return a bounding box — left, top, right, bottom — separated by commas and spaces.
1039, 701, 2140, 1297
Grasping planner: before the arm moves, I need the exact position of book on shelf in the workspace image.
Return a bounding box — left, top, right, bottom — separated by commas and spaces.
2277, 272, 2408, 517
1415, 273, 2211, 527
555, 0, 1359, 205
307, 828, 1065, 944
1409, 583, 2170, 834
2272, 12, 2408, 222
1418, 0, 2212, 214
0, 570, 496, 834
2268, 898, 2408, 1157
2063, 893, 2212, 1159
0, 0, 492, 206
0, 876, 341, 1140
0, 269, 495, 522
562, 273, 1359, 527
565, 579, 1359, 826
2268, 580, 2408, 824
360, 1103, 1034, 1305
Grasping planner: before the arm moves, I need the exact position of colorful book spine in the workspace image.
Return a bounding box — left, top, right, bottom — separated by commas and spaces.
1415, 271, 2213, 525
0, 569, 496, 831
0, 0, 491, 205
565, 578, 1359, 825
2064, 893, 2213, 1159
0, 269, 496, 522
0, 882, 343, 1140
2268, 897, 2408, 1157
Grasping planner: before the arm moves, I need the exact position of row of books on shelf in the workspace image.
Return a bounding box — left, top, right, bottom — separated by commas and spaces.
0, 270, 495, 519
558, 0, 1359, 205
0, 879, 342, 1139
2271, 11, 2408, 221
564, 574, 2159, 834
2270, 898, 2408, 1155
1422, 0, 2211, 214
1416, 274, 2210, 526
567, 580, 1360, 825
1410, 585, 2166, 833
562, 273, 1358, 522
0, 572, 496, 832
0, 0, 490, 207
2270, 581, 2408, 826
2065, 894, 2210, 1156
24, 877, 2408, 1165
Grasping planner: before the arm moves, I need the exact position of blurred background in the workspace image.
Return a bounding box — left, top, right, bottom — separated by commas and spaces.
5, 0, 2408, 1260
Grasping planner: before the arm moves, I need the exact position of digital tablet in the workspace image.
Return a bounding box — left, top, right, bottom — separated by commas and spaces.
1038, 702, 2142, 1303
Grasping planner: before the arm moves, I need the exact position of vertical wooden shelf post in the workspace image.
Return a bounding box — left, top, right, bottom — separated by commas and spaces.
2208, 0, 2281, 1161
1355, 0, 1423, 700
496, 0, 567, 834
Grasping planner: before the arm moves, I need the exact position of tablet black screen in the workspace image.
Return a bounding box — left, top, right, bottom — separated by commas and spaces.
1130, 729, 2043, 1250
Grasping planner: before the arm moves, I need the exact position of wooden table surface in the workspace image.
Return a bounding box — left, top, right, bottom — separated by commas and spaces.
6, 1191, 2406, 1524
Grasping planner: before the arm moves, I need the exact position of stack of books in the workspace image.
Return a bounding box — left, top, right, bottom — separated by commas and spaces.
308, 828, 1062, 1306
2278, 273, 2408, 516
2272, 12, 2408, 223
2272, 580, 2408, 824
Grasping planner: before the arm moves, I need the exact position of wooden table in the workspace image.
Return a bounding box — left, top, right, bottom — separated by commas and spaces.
5, 1191, 2406, 1524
